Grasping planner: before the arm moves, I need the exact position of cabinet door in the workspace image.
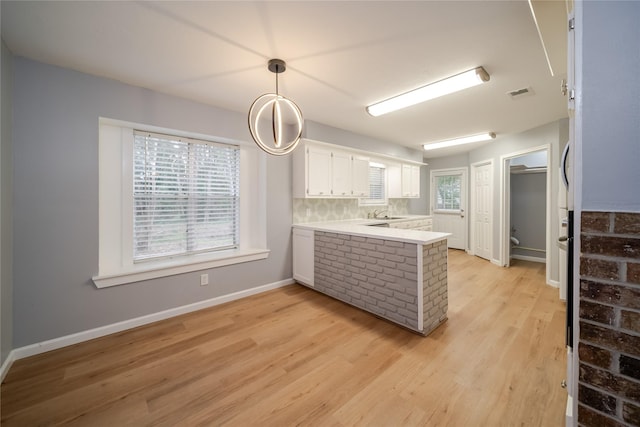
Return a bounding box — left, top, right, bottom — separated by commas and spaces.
401, 164, 421, 198
401, 164, 413, 197
351, 155, 370, 197
331, 151, 352, 197
292, 228, 314, 286
307, 147, 332, 196
410, 165, 421, 197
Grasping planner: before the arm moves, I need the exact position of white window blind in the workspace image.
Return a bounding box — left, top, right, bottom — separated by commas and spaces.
369, 165, 385, 200
133, 131, 240, 262
360, 163, 386, 206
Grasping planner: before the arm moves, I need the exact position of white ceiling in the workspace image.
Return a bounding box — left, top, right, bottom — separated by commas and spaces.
1, 1, 568, 158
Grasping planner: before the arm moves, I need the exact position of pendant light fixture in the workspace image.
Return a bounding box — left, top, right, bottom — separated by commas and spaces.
248, 59, 304, 156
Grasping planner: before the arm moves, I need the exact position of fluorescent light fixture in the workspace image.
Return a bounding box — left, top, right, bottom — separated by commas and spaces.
423, 132, 496, 151
366, 66, 490, 117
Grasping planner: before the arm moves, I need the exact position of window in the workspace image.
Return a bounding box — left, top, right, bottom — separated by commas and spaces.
94, 120, 268, 288
133, 131, 239, 261
434, 175, 461, 211
359, 162, 387, 206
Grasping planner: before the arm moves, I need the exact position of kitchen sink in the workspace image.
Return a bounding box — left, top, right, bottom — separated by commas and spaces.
380, 216, 406, 220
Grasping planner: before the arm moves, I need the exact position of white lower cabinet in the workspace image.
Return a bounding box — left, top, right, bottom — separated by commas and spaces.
292, 228, 314, 286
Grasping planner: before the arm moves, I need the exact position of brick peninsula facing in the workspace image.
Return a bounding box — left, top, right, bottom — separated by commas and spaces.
292, 218, 450, 335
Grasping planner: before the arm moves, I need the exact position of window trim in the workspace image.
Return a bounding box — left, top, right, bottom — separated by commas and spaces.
93, 118, 269, 288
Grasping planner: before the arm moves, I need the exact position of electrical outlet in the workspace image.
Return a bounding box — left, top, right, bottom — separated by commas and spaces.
306, 208, 311, 217
200, 273, 209, 286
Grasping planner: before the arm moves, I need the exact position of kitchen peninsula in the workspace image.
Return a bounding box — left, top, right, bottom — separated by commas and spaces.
292, 217, 450, 336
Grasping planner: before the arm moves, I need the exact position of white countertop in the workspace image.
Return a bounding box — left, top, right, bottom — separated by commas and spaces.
293, 216, 450, 245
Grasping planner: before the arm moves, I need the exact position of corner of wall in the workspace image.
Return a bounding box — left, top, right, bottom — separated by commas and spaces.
1, 38, 15, 367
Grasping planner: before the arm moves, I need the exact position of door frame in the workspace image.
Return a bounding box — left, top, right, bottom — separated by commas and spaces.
430, 167, 468, 251
469, 159, 494, 260
499, 144, 552, 285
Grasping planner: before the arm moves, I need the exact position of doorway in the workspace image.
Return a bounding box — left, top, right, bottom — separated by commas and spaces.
430, 167, 468, 250
500, 145, 552, 285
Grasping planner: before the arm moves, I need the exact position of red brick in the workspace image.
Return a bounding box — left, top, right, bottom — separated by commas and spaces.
581, 280, 640, 310
629, 263, 640, 285
579, 384, 617, 415
580, 300, 616, 326
620, 355, 640, 381
580, 363, 640, 401
581, 257, 620, 281
581, 235, 640, 259
578, 403, 625, 427
622, 310, 640, 334
582, 212, 612, 233
579, 342, 613, 369
580, 322, 640, 357
614, 213, 640, 235
623, 401, 640, 425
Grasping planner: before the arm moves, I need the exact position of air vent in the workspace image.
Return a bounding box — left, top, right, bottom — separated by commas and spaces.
507, 87, 534, 99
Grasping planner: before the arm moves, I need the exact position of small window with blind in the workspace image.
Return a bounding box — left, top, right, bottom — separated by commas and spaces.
133, 131, 240, 262
359, 162, 387, 206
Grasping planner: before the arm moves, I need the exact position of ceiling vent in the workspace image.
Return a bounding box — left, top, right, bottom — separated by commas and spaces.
507, 87, 534, 99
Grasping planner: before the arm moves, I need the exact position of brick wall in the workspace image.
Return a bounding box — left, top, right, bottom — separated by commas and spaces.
313, 231, 448, 334
423, 240, 448, 335
578, 212, 640, 426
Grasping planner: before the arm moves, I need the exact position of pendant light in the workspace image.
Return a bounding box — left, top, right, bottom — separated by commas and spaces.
248, 59, 304, 156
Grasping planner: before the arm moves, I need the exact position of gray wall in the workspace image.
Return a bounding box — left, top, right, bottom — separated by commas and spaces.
510, 172, 547, 259
580, 1, 640, 212
422, 119, 566, 281
11, 57, 292, 347
1, 39, 14, 364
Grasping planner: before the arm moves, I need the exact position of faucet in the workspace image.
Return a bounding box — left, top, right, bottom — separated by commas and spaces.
372, 209, 388, 219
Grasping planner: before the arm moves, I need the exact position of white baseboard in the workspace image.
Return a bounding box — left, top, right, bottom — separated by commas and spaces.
491, 258, 503, 267
510, 254, 546, 264
4, 278, 295, 371
0, 350, 16, 383
548, 279, 560, 288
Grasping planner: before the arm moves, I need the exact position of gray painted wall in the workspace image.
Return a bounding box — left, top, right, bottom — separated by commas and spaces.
422, 119, 566, 282
581, 1, 640, 212
1, 40, 14, 365
11, 57, 292, 347
510, 172, 547, 259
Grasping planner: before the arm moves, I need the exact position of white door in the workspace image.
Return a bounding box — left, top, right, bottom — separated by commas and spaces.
471, 162, 492, 260
431, 168, 467, 250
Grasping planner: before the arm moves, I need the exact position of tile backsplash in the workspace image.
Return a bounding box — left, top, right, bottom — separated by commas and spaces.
293, 198, 409, 223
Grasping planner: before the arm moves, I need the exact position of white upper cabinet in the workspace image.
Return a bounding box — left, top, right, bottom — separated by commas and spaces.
331, 150, 352, 197
405, 164, 421, 198
306, 146, 332, 196
351, 155, 370, 198
293, 139, 421, 199
389, 163, 421, 198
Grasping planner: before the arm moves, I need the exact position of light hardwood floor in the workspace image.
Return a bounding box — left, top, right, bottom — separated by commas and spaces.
1, 250, 567, 426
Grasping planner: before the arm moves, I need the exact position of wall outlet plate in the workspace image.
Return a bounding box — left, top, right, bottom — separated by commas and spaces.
200, 273, 209, 286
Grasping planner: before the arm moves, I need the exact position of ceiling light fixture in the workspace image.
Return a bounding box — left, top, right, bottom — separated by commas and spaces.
423, 132, 496, 151
248, 59, 303, 156
366, 66, 490, 117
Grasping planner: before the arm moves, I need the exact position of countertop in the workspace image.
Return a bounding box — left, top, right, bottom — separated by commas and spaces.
293, 216, 450, 245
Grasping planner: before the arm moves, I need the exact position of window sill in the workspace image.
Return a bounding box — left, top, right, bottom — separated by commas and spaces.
92, 248, 270, 288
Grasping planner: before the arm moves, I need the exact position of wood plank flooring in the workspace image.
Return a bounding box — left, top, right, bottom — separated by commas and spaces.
1, 250, 567, 426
